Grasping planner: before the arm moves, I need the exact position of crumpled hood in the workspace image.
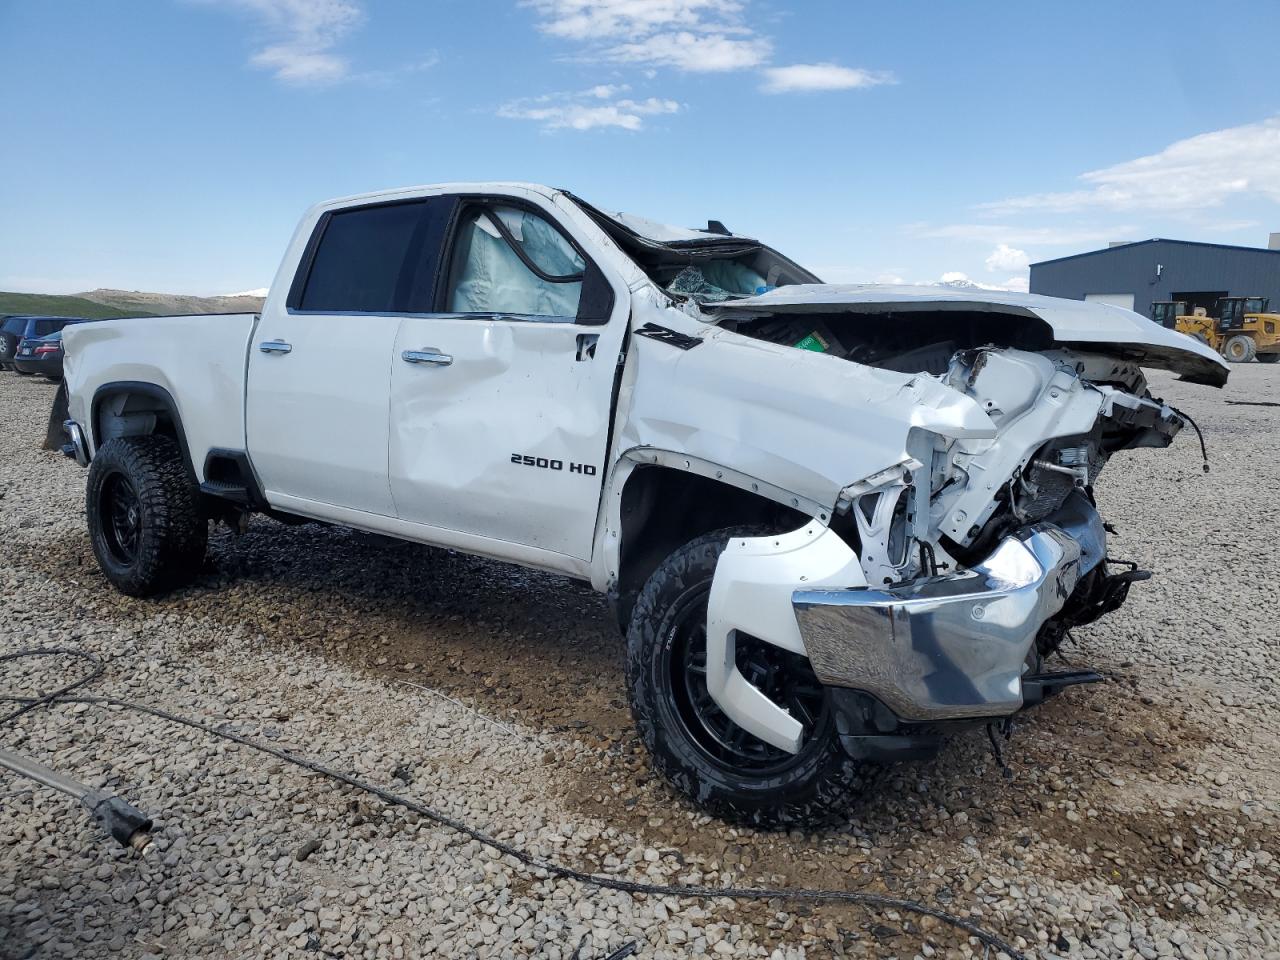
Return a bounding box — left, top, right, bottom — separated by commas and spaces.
706, 283, 1229, 387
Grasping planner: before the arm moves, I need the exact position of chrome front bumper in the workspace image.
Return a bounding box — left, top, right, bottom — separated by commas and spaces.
793, 525, 1084, 721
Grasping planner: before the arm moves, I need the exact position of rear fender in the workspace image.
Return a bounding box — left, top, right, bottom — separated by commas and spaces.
62, 313, 257, 481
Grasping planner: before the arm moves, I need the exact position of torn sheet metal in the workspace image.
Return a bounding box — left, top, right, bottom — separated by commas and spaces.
614, 299, 996, 517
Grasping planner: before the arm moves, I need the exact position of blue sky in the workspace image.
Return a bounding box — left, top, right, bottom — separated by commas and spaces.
2, 0, 1278, 296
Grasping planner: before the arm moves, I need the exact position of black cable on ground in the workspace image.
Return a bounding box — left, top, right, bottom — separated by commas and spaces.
0, 647, 102, 726
1169, 405, 1209, 472
0, 649, 1027, 959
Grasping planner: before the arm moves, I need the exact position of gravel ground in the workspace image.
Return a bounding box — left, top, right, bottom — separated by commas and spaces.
1, 365, 1277, 960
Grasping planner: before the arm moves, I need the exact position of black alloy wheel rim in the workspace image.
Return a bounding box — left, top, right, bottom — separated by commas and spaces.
664, 584, 829, 774
101, 472, 143, 565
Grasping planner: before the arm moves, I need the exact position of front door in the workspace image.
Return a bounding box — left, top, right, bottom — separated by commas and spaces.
388, 196, 625, 560
247, 197, 452, 518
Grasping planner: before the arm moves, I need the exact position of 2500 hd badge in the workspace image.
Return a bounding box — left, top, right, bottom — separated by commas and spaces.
511, 453, 598, 476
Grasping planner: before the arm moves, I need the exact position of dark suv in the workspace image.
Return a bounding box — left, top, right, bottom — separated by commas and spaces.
1, 316, 87, 372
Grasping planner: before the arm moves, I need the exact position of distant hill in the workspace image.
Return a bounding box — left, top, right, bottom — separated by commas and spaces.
78, 288, 266, 316
0, 291, 155, 320
0, 287, 267, 320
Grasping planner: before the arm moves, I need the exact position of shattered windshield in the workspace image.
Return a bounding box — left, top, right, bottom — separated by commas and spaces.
668, 261, 769, 302
566, 193, 821, 304
644, 244, 818, 304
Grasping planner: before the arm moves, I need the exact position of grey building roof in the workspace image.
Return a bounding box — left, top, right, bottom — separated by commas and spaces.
1031, 237, 1280, 268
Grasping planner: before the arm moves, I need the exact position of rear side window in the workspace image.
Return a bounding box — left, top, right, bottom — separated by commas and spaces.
298, 201, 425, 313
2, 317, 27, 334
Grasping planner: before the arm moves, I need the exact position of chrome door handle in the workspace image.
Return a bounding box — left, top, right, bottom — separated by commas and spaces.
259, 340, 292, 355
402, 349, 452, 366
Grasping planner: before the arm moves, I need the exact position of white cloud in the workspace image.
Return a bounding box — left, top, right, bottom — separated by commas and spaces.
761, 62, 894, 94
204, 0, 364, 86
607, 31, 769, 71
527, 0, 743, 39
981, 116, 1280, 215
984, 243, 1029, 272
250, 44, 349, 84
523, 0, 770, 72
499, 86, 680, 130
939, 271, 969, 284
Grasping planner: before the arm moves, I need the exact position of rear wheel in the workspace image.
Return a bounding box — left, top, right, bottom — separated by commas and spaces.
1224, 335, 1257, 363
1256, 352, 1280, 364
86, 436, 208, 597
626, 528, 863, 827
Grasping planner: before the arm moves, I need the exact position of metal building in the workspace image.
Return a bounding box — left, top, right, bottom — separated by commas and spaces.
1029, 235, 1280, 319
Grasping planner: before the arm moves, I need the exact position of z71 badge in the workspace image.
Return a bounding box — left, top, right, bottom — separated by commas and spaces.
511, 453, 598, 476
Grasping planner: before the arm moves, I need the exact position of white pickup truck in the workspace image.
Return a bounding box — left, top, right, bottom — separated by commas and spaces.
60, 182, 1228, 825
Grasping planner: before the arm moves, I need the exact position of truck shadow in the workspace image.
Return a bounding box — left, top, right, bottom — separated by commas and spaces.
198, 520, 635, 743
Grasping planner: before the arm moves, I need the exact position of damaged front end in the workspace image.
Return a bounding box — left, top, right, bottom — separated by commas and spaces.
703, 339, 1190, 763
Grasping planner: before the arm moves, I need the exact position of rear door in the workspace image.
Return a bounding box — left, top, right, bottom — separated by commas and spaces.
246, 197, 453, 518
388, 194, 625, 560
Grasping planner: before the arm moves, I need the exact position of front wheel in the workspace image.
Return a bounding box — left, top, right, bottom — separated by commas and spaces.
626, 528, 864, 827
1256, 352, 1279, 364
86, 436, 208, 597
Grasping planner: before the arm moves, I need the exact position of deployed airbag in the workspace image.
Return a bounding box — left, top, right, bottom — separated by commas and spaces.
449, 206, 583, 317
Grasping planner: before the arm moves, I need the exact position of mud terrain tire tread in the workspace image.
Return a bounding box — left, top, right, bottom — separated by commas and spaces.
626, 527, 864, 828
86, 435, 208, 597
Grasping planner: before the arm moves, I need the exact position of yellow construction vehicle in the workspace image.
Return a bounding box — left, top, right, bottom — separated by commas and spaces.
1152, 296, 1280, 364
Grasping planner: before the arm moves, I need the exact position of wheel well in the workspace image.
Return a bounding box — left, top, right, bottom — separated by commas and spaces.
91, 383, 193, 475
613, 465, 809, 631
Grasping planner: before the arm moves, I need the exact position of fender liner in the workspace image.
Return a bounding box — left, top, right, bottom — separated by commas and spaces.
90, 381, 194, 476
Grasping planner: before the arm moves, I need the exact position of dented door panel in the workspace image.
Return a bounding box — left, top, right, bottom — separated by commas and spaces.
389, 315, 619, 558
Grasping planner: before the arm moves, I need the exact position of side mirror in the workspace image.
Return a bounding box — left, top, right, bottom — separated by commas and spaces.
575, 262, 615, 326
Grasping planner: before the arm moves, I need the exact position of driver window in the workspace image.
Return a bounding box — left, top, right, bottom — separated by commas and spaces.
446, 204, 584, 318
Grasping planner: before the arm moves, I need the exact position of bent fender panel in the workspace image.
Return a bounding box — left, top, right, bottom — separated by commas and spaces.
615, 302, 994, 512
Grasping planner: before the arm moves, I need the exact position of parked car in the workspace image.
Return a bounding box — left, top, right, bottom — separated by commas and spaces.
13, 329, 69, 380
2, 316, 87, 373
59, 182, 1229, 825
0, 315, 29, 370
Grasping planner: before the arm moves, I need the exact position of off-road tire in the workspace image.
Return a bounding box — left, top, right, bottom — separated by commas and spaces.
1256, 352, 1279, 364
86, 436, 208, 597
1224, 335, 1257, 363
626, 527, 863, 827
